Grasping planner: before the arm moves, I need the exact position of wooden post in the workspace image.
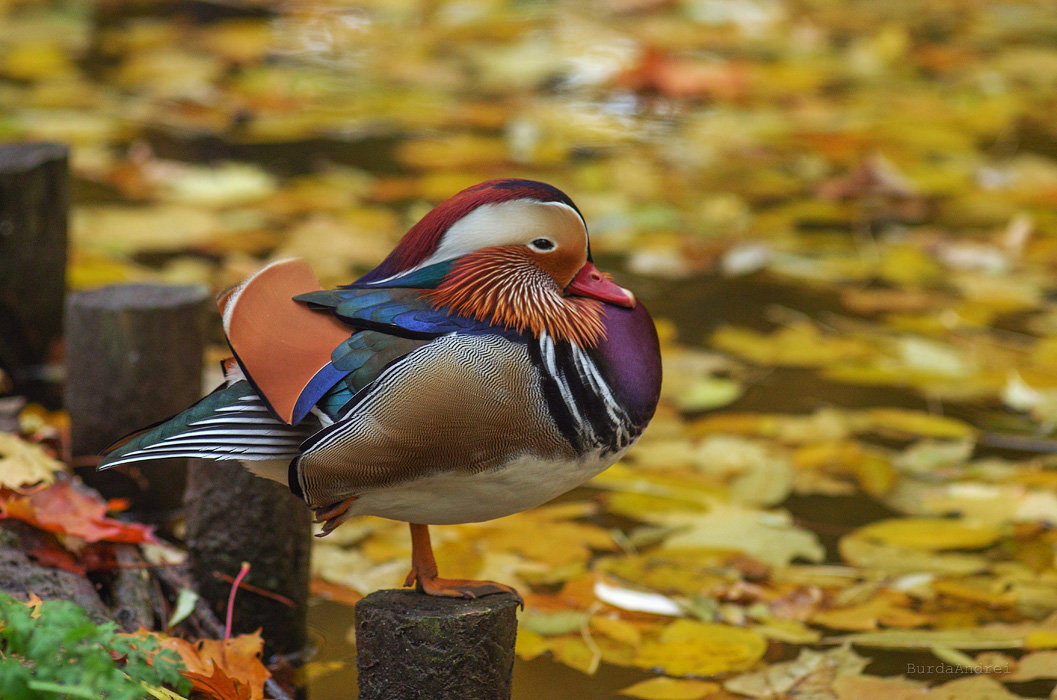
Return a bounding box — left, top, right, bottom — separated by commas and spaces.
355, 590, 520, 700
0, 143, 68, 397
64, 284, 207, 517
183, 460, 311, 657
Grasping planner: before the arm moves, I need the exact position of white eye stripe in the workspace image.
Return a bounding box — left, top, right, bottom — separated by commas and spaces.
413, 200, 583, 266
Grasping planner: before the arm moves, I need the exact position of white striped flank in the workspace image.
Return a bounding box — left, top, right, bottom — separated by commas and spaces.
571, 345, 632, 448
535, 334, 635, 455
539, 332, 597, 445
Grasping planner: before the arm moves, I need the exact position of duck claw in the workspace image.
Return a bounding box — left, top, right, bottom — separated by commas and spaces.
404, 567, 523, 607
313, 496, 357, 537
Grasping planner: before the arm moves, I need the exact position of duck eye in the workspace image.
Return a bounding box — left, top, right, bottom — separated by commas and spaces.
530, 238, 555, 251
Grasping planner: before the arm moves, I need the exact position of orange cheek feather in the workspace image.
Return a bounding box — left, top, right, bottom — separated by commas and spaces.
426, 247, 606, 347
527, 243, 586, 289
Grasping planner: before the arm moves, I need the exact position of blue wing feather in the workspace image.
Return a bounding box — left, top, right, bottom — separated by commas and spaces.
294, 286, 491, 338
292, 261, 520, 421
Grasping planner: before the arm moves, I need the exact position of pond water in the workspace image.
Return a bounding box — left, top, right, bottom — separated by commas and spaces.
8, 0, 1057, 697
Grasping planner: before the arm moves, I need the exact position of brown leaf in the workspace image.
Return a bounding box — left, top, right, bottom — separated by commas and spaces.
182, 665, 255, 700
148, 631, 270, 700
811, 590, 932, 632
0, 480, 155, 544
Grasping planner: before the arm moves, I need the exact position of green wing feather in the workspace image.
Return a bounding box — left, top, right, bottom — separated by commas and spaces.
99, 381, 308, 468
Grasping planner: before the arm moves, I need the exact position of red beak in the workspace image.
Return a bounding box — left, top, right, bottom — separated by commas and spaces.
566, 262, 636, 308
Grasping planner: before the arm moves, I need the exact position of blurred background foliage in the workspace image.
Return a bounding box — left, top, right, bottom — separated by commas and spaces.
7, 0, 1057, 698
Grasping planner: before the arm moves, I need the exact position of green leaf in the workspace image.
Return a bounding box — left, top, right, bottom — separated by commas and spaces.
166, 589, 199, 631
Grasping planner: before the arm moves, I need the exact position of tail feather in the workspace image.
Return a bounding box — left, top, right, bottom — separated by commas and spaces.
99, 381, 311, 469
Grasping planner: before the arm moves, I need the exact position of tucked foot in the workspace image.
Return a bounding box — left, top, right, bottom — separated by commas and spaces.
313, 496, 358, 537
403, 567, 524, 606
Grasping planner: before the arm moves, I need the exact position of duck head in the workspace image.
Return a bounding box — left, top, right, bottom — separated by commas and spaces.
360, 179, 635, 347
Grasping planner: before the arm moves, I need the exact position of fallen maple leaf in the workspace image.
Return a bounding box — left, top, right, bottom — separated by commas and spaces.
182, 665, 256, 700
147, 631, 271, 700
0, 479, 155, 544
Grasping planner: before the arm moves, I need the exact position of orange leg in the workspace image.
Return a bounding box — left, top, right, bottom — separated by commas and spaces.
403, 523, 522, 605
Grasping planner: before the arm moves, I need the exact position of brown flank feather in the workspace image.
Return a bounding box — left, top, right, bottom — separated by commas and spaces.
427, 247, 606, 347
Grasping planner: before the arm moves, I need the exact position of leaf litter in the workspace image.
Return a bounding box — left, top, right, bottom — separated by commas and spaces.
7, 0, 1057, 697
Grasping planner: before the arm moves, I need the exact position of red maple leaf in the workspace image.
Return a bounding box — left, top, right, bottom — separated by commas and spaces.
137, 630, 272, 700
0, 480, 155, 544
183, 665, 256, 700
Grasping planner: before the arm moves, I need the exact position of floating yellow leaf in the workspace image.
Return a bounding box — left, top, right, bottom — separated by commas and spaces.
710, 322, 875, 367
618, 677, 720, 699
659, 504, 825, 567
550, 635, 601, 675
1024, 630, 1057, 650
66, 249, 151, 289
395, 134, 509, 170
920, 675, 1020, 699
590, 615, 643, 647
850, 518, 1001, 551
161, 162, 277, 207
839, 536, 988, 575
607, 492, 712, 520
2, 42, 75, 81
835, 623, 1044, 650
753, 618, 822, 644
473, 503, 616, 568
853, 409, 975, 440
520, 610, 587, 637
634, 620, 767, 677
931, 578, 1017, 608
792, 441, 897, 496
73, 205, 222, 254
672, 377, 744, 412
811, 590, 931, 632
514, 628, 548, 661
689, 409, 852, 444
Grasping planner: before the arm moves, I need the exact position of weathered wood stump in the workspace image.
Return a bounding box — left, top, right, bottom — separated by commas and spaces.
184, 459, 310, 657
110, 544, 156, 632
0, 142, 68, 396
0, 521, 111, 624
355, 590, 520, 700
65, 284, 208, 516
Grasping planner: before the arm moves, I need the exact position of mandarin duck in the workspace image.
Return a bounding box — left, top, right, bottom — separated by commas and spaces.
101, 179, 662, 600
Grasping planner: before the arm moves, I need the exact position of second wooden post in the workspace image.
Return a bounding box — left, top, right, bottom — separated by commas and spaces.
65, 284, 208, 516
184, 460, 311, 657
